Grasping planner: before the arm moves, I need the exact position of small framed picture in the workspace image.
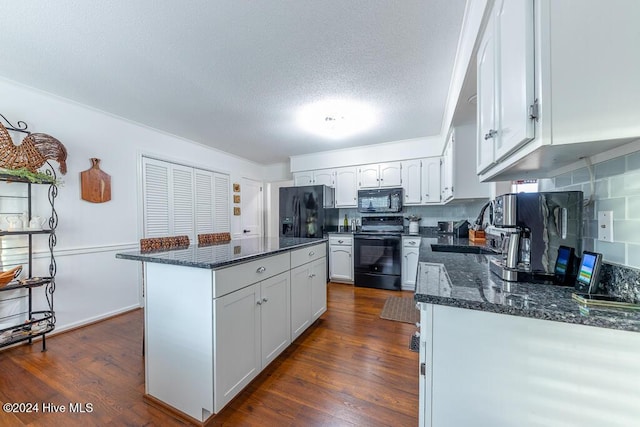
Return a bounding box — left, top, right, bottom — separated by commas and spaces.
233, 207, 241, 215
233, 195, 241, 203
233, 183, 240, 192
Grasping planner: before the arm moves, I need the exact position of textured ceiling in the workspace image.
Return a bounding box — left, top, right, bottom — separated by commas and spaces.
1, 0, 467, 164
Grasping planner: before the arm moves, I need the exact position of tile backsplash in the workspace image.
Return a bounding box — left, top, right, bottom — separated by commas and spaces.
540, 150, 640, 269
338, 199, 489, 228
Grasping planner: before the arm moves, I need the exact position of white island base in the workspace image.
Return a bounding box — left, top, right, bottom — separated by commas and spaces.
142, 242, 327, 423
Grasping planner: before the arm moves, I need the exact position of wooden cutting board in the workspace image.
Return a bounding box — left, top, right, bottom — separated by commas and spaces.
81, 158, 111, 203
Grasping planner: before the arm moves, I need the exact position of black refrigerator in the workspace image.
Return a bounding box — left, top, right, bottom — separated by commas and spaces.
279, 185, 337, 238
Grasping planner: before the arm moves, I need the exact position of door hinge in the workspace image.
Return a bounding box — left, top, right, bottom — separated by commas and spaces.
529, 99, 539, 121
420, 362, 426, 376
260, 186, 263, 191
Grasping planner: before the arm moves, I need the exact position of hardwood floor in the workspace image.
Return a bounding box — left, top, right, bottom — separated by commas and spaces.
0, 283, 419, 426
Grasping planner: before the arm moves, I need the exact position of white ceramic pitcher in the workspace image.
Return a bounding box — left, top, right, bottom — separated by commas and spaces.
29, 216, 46, 230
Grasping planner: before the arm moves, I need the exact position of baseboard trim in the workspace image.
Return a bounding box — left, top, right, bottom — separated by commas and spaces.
51, 304, 142, 335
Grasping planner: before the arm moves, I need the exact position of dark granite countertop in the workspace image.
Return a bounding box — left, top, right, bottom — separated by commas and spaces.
116, 237, 327, 269
414, 236, 640, 332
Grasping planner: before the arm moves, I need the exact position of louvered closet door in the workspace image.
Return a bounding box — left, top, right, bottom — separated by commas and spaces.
171, 164, 195, 241
142, 157, 171, 237
194, 169, 214, 235
213, 173, 230, 233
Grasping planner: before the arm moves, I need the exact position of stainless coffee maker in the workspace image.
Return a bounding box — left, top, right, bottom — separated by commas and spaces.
490, 191, 583, 282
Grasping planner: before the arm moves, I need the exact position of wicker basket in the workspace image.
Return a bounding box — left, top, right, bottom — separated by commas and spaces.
0, 265, 23, 287
0, 123, 46, 173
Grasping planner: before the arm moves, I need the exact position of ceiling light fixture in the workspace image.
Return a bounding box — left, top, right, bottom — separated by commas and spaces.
297, 99, 376, 139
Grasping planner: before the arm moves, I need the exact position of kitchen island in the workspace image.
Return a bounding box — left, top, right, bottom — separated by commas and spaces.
117, 237, 327, 424
414, 237, 640, 427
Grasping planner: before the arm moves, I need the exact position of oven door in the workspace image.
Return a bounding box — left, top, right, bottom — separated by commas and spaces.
354, 234, 401, 290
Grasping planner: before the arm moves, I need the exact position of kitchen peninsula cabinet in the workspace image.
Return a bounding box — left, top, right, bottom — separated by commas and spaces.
418, 302, 640, 427
477, 0, 640, 181
116, 238, 327, 423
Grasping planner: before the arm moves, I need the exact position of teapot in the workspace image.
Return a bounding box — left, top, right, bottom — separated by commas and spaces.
4, 216, 23, 231
29, 216, 46, 230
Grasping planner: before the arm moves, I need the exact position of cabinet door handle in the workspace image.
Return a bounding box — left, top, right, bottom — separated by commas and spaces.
409, 241, 416, 245
262, 298, 268, 303
338, 240, 344, 243
484, 129, 497, 140
256, 300, 263, 305
308, 273, 316, 278
256, 266, 266, 273
309, 251, 315, 256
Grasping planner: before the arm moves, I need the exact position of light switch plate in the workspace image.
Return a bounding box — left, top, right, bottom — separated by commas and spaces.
598, 211, 614, 241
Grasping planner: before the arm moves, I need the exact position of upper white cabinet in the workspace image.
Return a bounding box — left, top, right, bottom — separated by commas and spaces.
335, 166, 358, 207
445, 127, 490, 201
477, 0, 640, 181
358, 162, 402, 189
293, 171, 313, 186
477, 0, 535, 174
401, 159, 422, 205
441, 137, 454, 202
421, 157, 442, 204
293, 169, 335, 187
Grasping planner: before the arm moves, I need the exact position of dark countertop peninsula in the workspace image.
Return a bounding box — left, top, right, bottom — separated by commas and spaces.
415, 234, 640, 332
116, 237, 327, 269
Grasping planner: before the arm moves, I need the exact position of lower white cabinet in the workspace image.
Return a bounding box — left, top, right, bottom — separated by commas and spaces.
213, 271, 291, 412
291, 257, 327, 340
144, 243, 327, 421
329, 235, 353, 283
401, 236, 421, 290
418, 303, 640, 427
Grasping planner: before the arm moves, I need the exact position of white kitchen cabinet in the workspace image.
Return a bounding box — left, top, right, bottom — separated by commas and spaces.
293, 171, 314, 186
444, 126, 490, 202
313, 169, 335, 187
290, 258, 327, 339
421, 157, 441, 205
290, 243, 327, 340
477, 0, 535, 174
213, 268, 291, 413
335, 166, 358, 207
478, 0, 640, 181
310, 258, 327, 321
401, 159, 422, 205
259, 272, 291, 366
294, 169, 335, 187
441, 134, 454, 202
358, 162, 402, 189
213, 281, 261, 412
418, 303, 640, 427
329, 234, 353, 283
401, 236, 421, 290
402, 158, 441, 205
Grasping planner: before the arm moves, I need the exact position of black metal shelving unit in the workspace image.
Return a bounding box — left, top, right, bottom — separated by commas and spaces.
0, 168, 57, 351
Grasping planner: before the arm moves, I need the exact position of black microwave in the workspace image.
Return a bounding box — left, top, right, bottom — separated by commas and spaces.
357, 188, 403, 213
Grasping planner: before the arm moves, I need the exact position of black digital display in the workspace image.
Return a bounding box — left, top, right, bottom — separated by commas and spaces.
574, 251, 603, 294
554, 246, 575, 285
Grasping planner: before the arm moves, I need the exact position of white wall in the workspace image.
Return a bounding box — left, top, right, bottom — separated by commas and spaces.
1, 77, 270, 332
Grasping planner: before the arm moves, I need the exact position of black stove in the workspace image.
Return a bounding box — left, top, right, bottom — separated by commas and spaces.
353, 216, 403, 290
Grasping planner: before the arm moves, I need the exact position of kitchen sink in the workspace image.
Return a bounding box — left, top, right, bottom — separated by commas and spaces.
430, 244, 500, 255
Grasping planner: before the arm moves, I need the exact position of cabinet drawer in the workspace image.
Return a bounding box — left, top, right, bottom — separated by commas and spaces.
329, 235, 353, 246
403, 237, 421, 248
291, 242, 327, 268
213, 252, 290, 298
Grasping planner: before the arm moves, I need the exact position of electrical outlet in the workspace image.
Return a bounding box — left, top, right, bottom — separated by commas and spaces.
598, 211, 614, 241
